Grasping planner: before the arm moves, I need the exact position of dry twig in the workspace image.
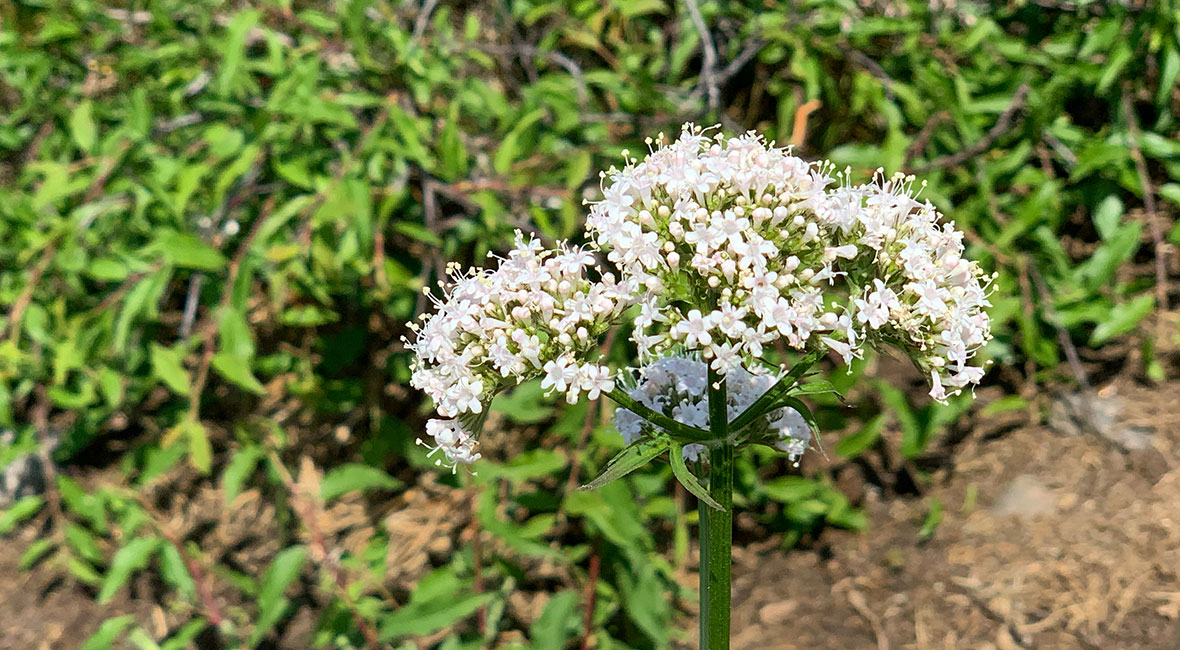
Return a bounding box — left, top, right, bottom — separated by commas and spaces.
190, 193, 278, 417
790, 99, 822, 149
579, 541, 602, 650
903, 111, 950, 167
683, 0, 720, 116
949, 577, 1034, 649
909, 84, 1029, 175
1120, 87, 1171, 314
846, 588, 891, 650
266, 451, 385, 650
411, 0, 440, 46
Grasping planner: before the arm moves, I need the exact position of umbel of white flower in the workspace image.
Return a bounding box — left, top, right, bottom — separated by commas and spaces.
407, 123, 993, 468
406, 235, 636, 466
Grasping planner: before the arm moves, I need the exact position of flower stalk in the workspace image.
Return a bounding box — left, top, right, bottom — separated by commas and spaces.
700, 368, 733, 650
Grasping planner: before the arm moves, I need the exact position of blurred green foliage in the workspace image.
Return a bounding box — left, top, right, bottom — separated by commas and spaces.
1, 0, 1177, 648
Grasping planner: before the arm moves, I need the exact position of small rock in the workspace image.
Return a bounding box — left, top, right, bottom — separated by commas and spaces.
1048, 391, 1154, 452
758, 600, 798, 625
0, 429, 59, 509
992, 474, 1056, 518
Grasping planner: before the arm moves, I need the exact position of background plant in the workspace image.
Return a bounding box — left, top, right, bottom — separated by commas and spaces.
0, 0, 1177, 648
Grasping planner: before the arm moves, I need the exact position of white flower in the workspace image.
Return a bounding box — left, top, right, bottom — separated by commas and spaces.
421, 419, 483, 470
584, 124, 991, 400
407, 232, 636, 464
673, 309, 715, 347
578, 364, 615, 401
410, 123, 994, 469
541, 356, 577, 394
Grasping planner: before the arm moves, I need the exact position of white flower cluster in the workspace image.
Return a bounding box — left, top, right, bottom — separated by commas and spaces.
616, 355, 812, 463
586, 124, 993, 402
407, 233, 636, 467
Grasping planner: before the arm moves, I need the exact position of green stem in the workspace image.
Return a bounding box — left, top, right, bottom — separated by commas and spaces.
699, 368, 732, 650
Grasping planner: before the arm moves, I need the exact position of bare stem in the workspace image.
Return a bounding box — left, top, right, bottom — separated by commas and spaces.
699, 368, 732, 650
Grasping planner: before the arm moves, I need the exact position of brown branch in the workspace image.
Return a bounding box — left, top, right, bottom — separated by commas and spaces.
23, 120, 55, 165
473, 43, 588, 106
1025, 257, 1134, 455
30, 386, 66, 550
1120, 87, 1171, 313
265, 451, 385, 650
123, 485, 231, 636
0, 243, 56, 343
1025, 256, 1091, 393
949, 578, 1033, 649
411, 0, 440, 45
790, 99, 822, 149
846, 588, 891, 650
909, 84, 1029, 175
189, 193, 277, 416
579, 541, 601, 650
903, 111, 950, 167
845, 48, 896, 101
683, 0, 720, 115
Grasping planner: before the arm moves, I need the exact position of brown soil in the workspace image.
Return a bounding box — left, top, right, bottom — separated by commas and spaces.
722, 378, 1180, 650
0, 521, 152, 650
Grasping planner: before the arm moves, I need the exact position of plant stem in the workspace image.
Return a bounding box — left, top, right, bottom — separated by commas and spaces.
699, 368, 732, 650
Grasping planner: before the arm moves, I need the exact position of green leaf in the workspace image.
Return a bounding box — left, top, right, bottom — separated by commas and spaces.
1090, 294, 1154, 345
379, 592, 497, 640
0, 495, 45, 534
65, 523, 104, 563
1092, 195, 1123, 241
789, 379, 840, 397
250, 546, 308, 647
218, 10, 261, 96
730, 350, 823, 431
174, 419, 213, 474
490, 381, 553, 424
529, 591, 579, 648
154, 231, 226, 270
150, 344, 191, 395
918, 497, 943, 541
80, 615, 136, 650
477, 448, 566, 484
605, 389, 711, 441
835, 415, 885, 459
212, 352, 265, 394
320, 464, 403, 501
762, 476, 818, 503
127, 628, 162, 650
158, 543, 197, 600
19, 538, 55, 568
580, 436, 670, 491
222, 446, 264, 505
878, 382, 925, 459
493, 108, 546, 175
669, 443, 723, 510
68, 556, 104, 585
99, 536, 161, 604
71, 100, 97, 153
160, 621, 207, 650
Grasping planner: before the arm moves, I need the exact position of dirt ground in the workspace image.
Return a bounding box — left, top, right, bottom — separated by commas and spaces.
723, 378, 1180, 650
2, 378, 1178, 649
